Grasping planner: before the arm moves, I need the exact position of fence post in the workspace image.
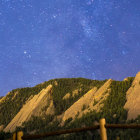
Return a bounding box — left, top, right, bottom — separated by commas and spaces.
99, 118, 107, 140
12, 132, 16, 140
17, 131, 23, 140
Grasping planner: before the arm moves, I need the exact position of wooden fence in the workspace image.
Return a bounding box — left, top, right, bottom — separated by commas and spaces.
11, 118, 140, 140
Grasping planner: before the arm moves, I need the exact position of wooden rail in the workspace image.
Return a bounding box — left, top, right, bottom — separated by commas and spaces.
22, 125, 100, 140
105, 124, 140, 129
11, 118, 140, 140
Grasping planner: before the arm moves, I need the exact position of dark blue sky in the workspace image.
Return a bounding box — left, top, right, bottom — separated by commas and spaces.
0, 0, 140, 96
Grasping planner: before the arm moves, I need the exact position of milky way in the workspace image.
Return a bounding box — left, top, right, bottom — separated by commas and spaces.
0, 0, 140, 96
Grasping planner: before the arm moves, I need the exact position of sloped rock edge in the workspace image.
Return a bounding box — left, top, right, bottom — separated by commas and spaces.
4, 85, 53, 132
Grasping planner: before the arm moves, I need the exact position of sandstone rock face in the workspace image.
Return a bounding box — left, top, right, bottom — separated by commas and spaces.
12, 91, 19, 100
0, 125, 4, 131
123, 77, 129, 81
0, 92, 11, 104
62, 88, 82, 100
72, 89, 80, 97
62, 79, 112, 123
63, 93, 71, 100
124, 72, 140, 120
46, 100, 55, 115
54, 81, 58, 86
4, 85, 53, 132
0, 97, 3, 104
62, 87, 97, 123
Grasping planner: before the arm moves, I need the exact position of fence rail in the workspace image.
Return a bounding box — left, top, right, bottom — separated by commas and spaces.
11, 118, 140, 140
106, 124, 140, 129
22, 125, 100, 140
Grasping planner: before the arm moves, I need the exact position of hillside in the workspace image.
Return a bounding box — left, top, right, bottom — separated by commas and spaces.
0, 78, 106, 128
1, 73, 140, 139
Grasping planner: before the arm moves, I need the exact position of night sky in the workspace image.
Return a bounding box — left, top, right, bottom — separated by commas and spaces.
0, 0, 140, 96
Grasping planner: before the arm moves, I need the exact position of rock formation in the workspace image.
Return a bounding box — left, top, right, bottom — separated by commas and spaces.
4, 85, 53, 132
0, 125, 4, 132
62, 79, 112, 123
124, 72, 140, 120
63, 93, 71, 100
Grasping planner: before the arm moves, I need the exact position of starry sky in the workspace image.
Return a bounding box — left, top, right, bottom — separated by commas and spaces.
0, 0, 140, 96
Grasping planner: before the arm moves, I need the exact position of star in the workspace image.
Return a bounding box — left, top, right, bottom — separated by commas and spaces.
0, 0, 139, 96
24, 51, 27, 54
52, 15, 57, 19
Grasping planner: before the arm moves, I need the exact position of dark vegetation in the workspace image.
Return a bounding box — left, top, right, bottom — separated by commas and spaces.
0, 132, 11, 140
2, 77, 140, 140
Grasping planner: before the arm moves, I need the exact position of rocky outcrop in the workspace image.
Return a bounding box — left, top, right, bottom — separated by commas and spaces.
54, 81, 58, 86
63, 93, 71, 100
0, 97, 3, 103
0, 125, 4, 131
12, 91, 19, 100
62, 79, 112, 123
124, 72, 140, 120
62, 87, 97, 123
123, 77, 129, 81
4, 85, 53, 132
46, 100, 55, 115
62, 88, 82, 100
0, 92, 11, 104
72, 89, 79, 97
